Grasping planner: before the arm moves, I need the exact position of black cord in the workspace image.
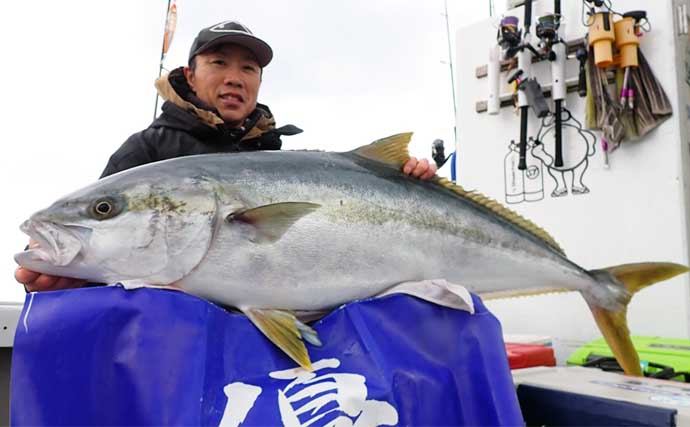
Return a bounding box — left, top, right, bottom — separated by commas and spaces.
581, 1, 591, 27
581, 0, 625, 26
434, 153, 455, 169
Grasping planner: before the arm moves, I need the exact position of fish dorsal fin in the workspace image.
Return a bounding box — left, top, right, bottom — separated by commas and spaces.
433, 177, 565, 255
351, 132, 564, 254
351, 132, 413, 168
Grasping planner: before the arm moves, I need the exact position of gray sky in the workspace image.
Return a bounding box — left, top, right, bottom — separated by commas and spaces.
1, 0, 502, 302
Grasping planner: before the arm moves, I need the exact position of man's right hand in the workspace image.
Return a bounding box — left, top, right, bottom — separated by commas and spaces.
15, 266, 86, 292
15, 239, 87, 292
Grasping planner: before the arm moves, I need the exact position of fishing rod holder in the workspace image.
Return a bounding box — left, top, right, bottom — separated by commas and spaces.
614, 16, 640, 68
588, 11, 615, 68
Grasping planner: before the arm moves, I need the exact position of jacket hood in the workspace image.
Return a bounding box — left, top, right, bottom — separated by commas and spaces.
153, 67, 283, 141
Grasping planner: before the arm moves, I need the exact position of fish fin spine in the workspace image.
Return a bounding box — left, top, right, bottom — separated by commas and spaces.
434, 177, 565, 255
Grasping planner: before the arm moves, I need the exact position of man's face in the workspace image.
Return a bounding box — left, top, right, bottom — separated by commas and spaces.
184, 44, 261, 127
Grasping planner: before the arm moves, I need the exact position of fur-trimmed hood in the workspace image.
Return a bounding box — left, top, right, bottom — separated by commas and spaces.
154, 67, 295, 142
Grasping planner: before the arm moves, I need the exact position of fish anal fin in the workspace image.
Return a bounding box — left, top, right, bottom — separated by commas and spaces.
227, 202, 321, 244
480, 287, 572, 300
585, 262, 689, 376
351, 133, 413, 168
244, 308, 320, 371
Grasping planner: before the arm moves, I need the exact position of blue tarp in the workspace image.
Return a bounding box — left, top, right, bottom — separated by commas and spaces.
11, 286, 523, 426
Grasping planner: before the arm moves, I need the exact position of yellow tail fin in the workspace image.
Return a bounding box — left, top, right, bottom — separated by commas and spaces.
586, 262, 688, 376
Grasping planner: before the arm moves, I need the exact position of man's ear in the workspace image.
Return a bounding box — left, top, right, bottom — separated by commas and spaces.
183, 66, 195, 91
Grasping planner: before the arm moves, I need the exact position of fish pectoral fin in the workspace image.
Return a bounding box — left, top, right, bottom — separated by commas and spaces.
243, 308, 322, 371
226, 202, 321, 244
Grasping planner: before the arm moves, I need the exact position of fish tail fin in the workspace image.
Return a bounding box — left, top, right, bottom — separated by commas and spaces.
584, 262, 688, 376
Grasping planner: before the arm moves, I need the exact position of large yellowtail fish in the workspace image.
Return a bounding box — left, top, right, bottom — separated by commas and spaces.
15, 133, 688, 373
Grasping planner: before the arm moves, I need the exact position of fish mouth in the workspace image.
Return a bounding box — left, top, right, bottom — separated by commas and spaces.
15, 219, 89, 268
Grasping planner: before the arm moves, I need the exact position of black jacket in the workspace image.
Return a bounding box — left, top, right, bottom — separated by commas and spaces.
100, 67, 301, 178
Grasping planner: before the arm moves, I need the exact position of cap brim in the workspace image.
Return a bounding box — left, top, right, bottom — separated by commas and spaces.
195, 33, 273, 67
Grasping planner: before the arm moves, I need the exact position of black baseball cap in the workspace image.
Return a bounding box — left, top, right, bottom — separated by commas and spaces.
188, 21, 273, 67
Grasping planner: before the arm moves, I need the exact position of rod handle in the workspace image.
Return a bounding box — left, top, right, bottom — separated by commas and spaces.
518, 108, 529, 170
554, 101, 564, 167
576, 48, 588, 97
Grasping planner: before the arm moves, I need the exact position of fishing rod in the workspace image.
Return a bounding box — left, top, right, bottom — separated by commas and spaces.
443, 0, 458, 150
536, 0, 566, 167
492, 1, 549, 171
153, 0, 177, 120
553, 0, 566, 167
488, 15, 520, 115
516, 0, 533, 171
508, 0, 549, 171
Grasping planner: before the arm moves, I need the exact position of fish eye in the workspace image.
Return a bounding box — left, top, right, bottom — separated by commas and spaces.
96, 201, 111, 214
89, 197, 121, 220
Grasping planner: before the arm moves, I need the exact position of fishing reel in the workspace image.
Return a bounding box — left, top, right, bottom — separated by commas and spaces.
535, 13, 562, 57
431, 139, 450, 168
536, 14, 560, 42
497, 16, 522, 58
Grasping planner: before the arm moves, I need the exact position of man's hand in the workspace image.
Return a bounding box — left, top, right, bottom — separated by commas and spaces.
15, 267, 86, 292
15, 239, 86, 292
403, 157, 437, 180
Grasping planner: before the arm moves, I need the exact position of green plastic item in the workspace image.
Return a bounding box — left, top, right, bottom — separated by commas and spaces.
568, 336, 690, 380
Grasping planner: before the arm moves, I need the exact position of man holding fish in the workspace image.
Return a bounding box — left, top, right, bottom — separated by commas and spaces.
14, 17, 684, 377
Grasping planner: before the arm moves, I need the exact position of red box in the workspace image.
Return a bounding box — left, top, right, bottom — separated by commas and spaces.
505, 343, 556, 369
